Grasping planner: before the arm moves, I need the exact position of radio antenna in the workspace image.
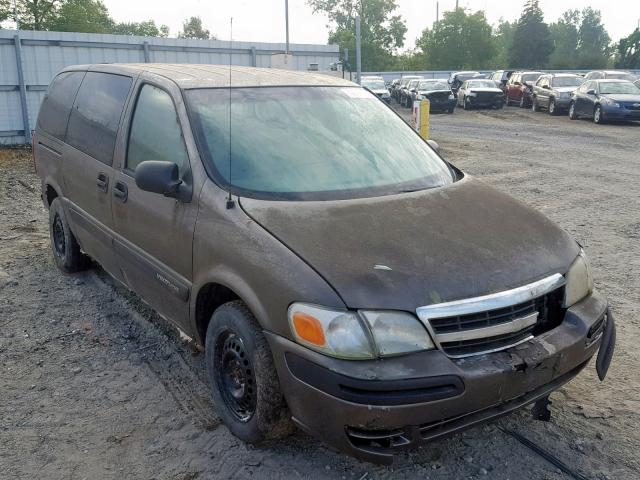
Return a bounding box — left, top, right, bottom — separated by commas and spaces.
226, 17, 235, 209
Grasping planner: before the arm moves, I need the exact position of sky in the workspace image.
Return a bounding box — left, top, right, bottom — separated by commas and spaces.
99, 0, 640, 49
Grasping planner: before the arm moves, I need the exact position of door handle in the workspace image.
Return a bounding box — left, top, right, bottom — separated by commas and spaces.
113, 181, 128, 203
96, 172, 109, 193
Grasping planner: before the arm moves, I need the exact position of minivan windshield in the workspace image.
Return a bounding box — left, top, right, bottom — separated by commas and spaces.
187, 87, 454, 200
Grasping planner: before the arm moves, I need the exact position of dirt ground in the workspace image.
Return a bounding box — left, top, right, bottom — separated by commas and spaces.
1, 105, 639, 480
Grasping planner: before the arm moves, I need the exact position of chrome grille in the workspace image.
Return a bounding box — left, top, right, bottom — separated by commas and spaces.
416, 274, 566, 358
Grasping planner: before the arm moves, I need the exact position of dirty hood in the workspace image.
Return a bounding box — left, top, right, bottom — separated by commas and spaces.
240, 177, 579, 310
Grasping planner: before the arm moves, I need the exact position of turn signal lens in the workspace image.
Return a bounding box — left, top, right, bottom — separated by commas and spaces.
292, 312, 326, 346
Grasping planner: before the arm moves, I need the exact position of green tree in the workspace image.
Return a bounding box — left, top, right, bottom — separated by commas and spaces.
0, 0, 12, 23
416, 8, 495, 70
307, 0, 407, 71
47, 0, 112, 33
493, 19, 516, 67
508, 0, 553, 69
112, 20, 169, 37
615, 29, 640, 69
575, 7, 611, 68
549, 10, 579, 69
178, 16, 213, 40
12, 0, 61, 29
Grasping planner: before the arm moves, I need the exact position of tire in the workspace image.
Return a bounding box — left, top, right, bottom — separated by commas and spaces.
531, 97, 539, 112
205, 300, 294, 444
463, 97, 472, 110
48, 197, 89, 273
495, 101, 504, 110
519, 95, 526, 108
505, 95, 511, 106
569, 101, 578, 120
447, 106, 455, 114
548, 99, 558, 116
594, 105, 604, 124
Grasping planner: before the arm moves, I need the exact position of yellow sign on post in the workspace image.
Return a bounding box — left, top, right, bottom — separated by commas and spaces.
419, 99, 430, 140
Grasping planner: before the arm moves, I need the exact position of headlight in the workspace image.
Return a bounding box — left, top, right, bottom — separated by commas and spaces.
563, 249, 593, 307
602, 97, 620, 108
288, 304, 434, 359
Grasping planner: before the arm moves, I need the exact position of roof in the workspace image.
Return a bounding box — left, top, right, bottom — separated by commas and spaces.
594, 78, 633, 83
61, 63, 355, 89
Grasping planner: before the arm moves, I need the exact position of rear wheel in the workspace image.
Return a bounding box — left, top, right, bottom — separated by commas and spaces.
569, 101, 578, 120
205, 300, 294, 444
548, 99, 558, 115
48, 198, 89, 273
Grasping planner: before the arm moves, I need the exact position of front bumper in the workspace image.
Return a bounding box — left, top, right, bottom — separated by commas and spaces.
555, 97, 572, 109
602, 106, 640, 121
267, 292, 613, 464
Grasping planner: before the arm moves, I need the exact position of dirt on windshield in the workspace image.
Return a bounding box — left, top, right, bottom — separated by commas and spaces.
1, 105, 639, 479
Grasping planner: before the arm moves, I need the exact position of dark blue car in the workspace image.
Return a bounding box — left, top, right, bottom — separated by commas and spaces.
569, 79, 640, 124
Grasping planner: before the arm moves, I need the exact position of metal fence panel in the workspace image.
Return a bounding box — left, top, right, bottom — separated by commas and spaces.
0, 29, 339, 145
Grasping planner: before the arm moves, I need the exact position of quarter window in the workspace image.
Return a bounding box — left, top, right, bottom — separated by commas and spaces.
37, 71, 85, 140
126, 84, 188, 175
66, 72, 132, 165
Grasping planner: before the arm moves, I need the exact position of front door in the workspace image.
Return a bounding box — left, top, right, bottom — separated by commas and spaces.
111, 80, 198, 330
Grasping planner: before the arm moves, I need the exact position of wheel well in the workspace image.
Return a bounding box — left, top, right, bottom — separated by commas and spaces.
195, 283, 240, 344
46, 185, 58, 207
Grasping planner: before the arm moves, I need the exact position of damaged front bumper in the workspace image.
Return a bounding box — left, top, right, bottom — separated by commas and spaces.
266, 291, 615, 464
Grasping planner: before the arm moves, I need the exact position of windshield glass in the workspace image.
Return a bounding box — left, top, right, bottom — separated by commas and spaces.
419, 81, 449, 90
467, 80, 497, 89
362, 80, 386, 90
599, 82, 640, 95
552, 76, 583, 87
187, 87, 454, 200
522, 73, 541, 83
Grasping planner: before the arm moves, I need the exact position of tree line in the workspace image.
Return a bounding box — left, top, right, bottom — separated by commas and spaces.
308, 0, 640, 71
1, 0, 638, 70
0, 0, 214, 39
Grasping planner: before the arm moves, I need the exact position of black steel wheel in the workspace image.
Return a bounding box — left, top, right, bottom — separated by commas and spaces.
205, 301, 294, 444
48, 197, 89, 273
214, 331, 257, 422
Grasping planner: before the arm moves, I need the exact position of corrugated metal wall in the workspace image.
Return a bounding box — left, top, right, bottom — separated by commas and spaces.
0, 29, 340, 145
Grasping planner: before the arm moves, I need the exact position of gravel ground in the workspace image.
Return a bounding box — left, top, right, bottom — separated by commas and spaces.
1, 104, 639, 480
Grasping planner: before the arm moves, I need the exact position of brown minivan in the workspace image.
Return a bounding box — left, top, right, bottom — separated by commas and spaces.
34, 64, 615, 464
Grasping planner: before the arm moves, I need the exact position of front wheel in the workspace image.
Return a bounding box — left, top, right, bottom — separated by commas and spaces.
519, 95, 526, 108
464, 97, 472, 110
48, 197, 89, 273
548, 99, 558, 115
594, 105, 604, 124
531, 97, 539, 112
205, 301, 294, 444
569, 102, 578, 120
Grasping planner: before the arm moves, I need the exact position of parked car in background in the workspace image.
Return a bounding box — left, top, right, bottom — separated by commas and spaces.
457, 79, 504, 110
35, 63, 615, 465
361, 77, 391, 103
389, 78, 401, 101
584, 70, 637, 82
505, 71, 544, 107
409, 79, 456, 113
400, 78, 423, 107
448, 71, 483, 96
635, 79, 640, 90
531, 73, 584, 115
569, 79, 640, 124
396, 75, 423, 105
489, 70, 514, 92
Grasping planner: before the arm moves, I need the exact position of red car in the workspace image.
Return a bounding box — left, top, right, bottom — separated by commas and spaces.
505, 71, 544, 107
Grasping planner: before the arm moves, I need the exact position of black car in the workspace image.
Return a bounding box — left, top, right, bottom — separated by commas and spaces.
396, 76, 423, 105
409, 79, 456, 113
569, 79, 640, 124
531, 74, 584, 115
448, 71, 484, 96
389, 78, 401, 101
401, 78, 423, 108
457, 79, 504, 110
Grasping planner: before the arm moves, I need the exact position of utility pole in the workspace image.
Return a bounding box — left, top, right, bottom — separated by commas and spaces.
436, 2, 439, 23
455, 0, 459, 10
355, 16, 362, 84
284, 0, 290, 54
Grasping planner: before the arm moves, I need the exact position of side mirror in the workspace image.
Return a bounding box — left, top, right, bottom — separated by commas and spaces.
135, 160, 183, 199
427, 139, 440, 153
587, 89, 597, 95
514, 81, 521, 86
542, 85, 550, 90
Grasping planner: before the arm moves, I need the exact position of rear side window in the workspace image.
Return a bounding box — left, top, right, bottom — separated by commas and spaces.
66, 72, 132, 165
37, 71, 85, 140
126, 84, 188, 175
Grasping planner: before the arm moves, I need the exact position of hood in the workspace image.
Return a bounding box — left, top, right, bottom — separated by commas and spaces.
371, 88, 389, 95
554, 86, 578, 94
469, 88, 502, 93
240, 177, 579, 311
602, 93, 640, 103
420, 89, 452, 95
